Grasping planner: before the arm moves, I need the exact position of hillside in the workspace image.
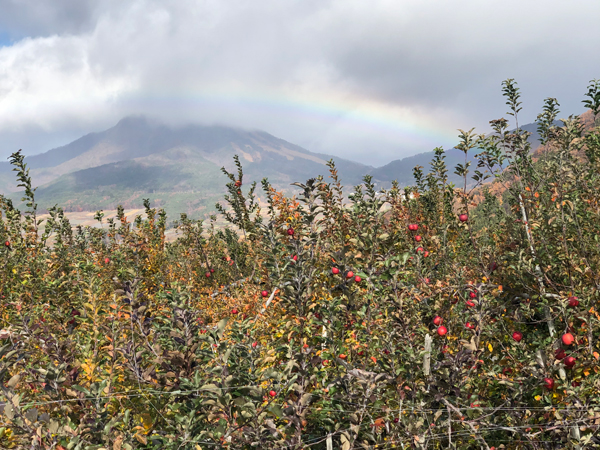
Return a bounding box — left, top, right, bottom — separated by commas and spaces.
370, 120, 554, 187
0, 117, 372, 219
0, 116, 573, 219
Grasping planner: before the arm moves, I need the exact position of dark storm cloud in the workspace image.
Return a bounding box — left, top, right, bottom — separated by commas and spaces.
0, 0, 599, 167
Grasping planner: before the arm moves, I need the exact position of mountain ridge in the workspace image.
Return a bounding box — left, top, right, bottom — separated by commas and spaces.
1, 114, 578, 219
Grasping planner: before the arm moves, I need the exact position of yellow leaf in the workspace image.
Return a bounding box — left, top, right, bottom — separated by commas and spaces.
142, 414, 153, 430
584, 369, 590, 377
593, 352, 599, 360
488, 343, 493, 353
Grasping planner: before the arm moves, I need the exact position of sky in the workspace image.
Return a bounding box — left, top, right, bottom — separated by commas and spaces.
0, 0, 599, 168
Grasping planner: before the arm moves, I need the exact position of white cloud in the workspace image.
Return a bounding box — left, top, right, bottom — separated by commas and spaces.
0, 0, 599, 166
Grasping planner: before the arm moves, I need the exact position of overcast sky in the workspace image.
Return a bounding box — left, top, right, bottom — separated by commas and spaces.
0, 0, 599, 167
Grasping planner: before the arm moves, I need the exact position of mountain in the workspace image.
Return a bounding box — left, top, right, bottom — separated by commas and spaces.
1, 115, 580, 221
370, 120, 558, 187
0, 117, 372, 219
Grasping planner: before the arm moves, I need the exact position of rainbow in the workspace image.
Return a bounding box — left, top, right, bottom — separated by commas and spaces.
123, 85, 458, 151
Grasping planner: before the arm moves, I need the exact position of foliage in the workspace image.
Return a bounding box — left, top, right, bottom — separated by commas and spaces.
1, 80, 600, 450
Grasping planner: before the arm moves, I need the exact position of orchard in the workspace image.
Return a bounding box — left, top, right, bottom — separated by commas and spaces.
0, 79, 600, 449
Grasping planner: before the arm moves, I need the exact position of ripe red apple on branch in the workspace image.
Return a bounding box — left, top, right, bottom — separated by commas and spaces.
512, 331, 523, 342
346, 271, 354, 279
437, 326, 447, 336
568, 296, 579, 308
331, 267, 339, 274
563, 356, 576, 368
261, 290, 269, 298
562, 333, 575, 346
459, 214, 468, 222
415, 235, 422, 242
544, 378, 555, 390
408, 224, 418, 231
433, 316, 443, 326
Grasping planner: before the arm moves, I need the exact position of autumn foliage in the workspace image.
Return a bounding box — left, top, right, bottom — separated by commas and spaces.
1, 79, 600, 449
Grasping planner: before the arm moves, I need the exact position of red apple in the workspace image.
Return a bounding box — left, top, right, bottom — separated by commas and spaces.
104, 257, 110, 264
210, 268, 215, 273
261, 290, 269, 298
252, 342, 258, 348
466, 322, 475, 330
437, 326, 447, 336
512, 331, 523, 342
423, 251, 429, 257
416, 247, 424, 253
354, 275, 361, 283
433, 316, 443, 326
459, 214, 468, 222
4, 241, 10, 247
231, 308, 238, 314
562, 333, 575, 346
269, 390, 276, 397
205, 272, 211, 278
544, 377, 555, 390
346, 271, 354, 279
415, 235, 422, 242
568, 296, 579, 308
332, 267, 340, 274
235, 180, 242, 187
287, 228, 294, 236
555, 348, 566, 360
469, 291, 477, 299
564, 356, 576, 368
466, 301, 475, 308
408, 224, 418, 231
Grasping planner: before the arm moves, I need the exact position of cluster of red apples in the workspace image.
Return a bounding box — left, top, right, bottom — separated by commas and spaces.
435, 293, 582, 390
